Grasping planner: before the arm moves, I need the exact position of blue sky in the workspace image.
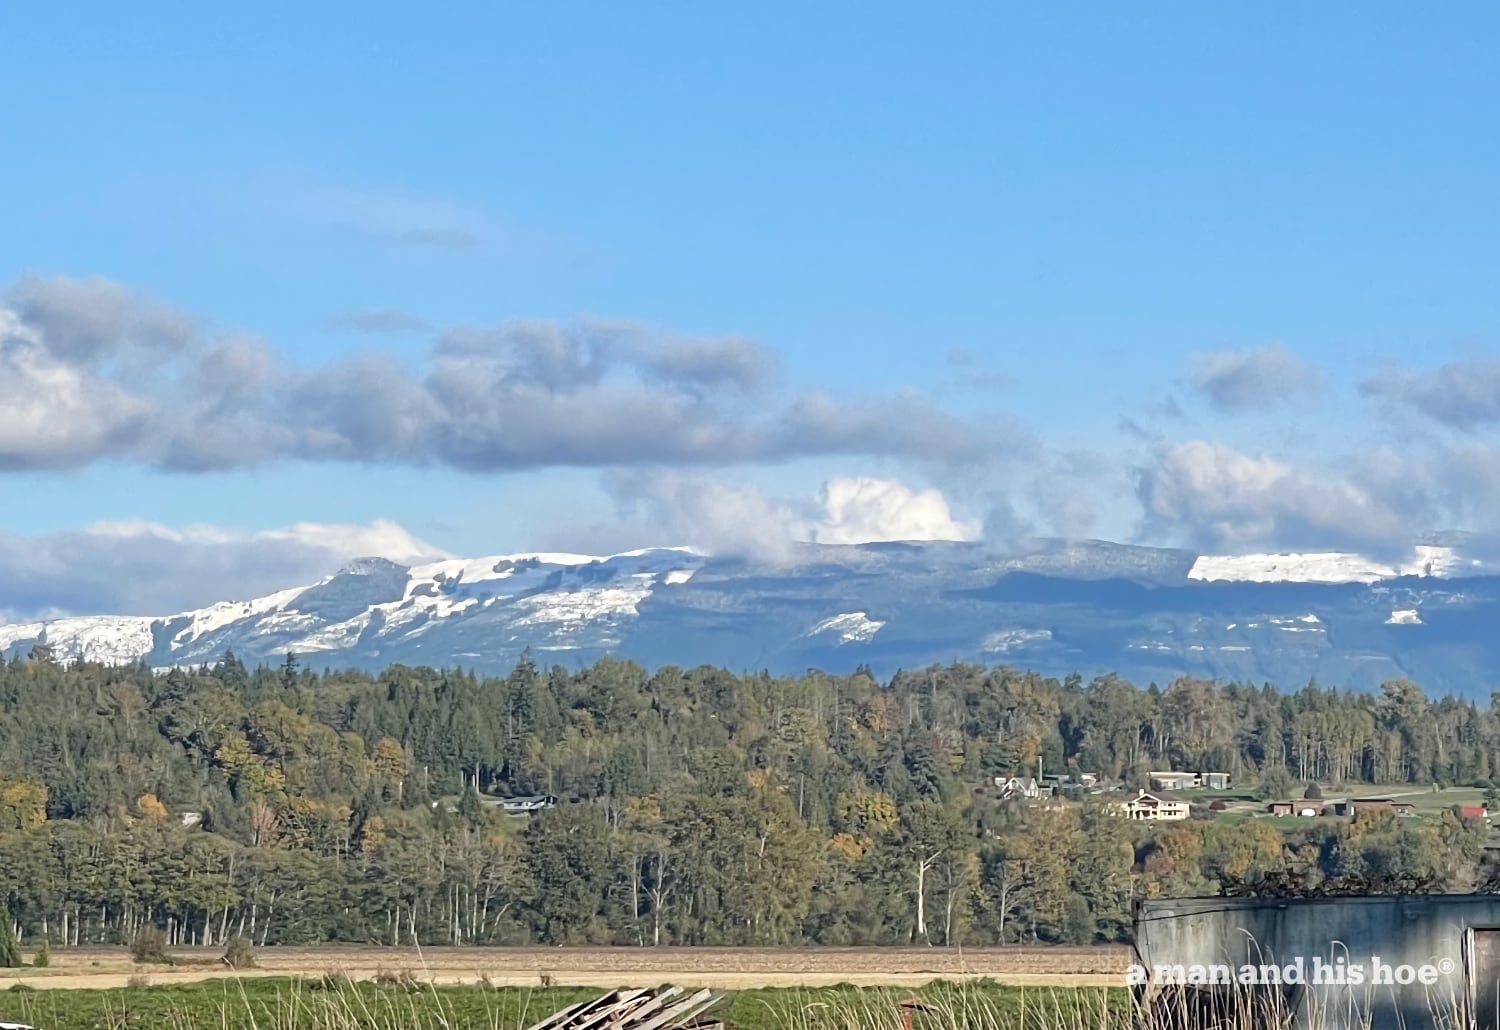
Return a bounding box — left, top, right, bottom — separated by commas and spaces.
3, 3, 1500, 615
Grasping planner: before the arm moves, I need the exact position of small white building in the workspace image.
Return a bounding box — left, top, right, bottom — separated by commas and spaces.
1148, 771, 1231, 791
498, 794, 558, 815
994, 775, 1041, 800
1148, 771, 1198, 791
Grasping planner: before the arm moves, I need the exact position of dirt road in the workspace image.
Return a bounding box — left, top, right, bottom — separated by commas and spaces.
0, 946, 1131, 991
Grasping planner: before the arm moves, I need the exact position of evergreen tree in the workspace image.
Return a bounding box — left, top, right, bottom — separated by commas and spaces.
0, 654, 1495, 947
0, 916, 20, 968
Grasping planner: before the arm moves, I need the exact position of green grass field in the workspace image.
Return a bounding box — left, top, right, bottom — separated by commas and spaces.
1370, 785, 1486, 811
1180, 783, 1499, 845
1184, 783, 1491, 812
0, 978, 1134, 1030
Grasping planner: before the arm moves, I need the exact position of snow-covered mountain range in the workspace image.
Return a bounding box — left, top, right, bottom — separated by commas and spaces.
3, 539, 1497, 694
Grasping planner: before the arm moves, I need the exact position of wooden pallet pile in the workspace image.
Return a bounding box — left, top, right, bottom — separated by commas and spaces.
524, 986, 732, 1030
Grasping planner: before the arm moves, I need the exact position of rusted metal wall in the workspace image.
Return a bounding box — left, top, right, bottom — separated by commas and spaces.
1135, 895, 1500, 1030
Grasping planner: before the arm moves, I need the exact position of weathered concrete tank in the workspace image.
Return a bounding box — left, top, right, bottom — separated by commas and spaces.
1133, 895, 1500, 1029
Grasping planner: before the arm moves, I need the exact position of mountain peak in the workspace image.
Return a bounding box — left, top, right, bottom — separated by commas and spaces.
3, 538, 1498, 695
337, 556, 410, 576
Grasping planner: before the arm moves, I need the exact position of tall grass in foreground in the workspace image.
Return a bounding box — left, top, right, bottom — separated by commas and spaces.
3, 979, 1136, 1030
1, 975, 1475, 1030
5, 978, 597, 1030
764, 978, 1469, 1030
1129, 975, 1471, 1030
750, 982, 1129, 1030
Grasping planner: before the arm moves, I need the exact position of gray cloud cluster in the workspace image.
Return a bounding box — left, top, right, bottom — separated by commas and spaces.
1360, 357, 1500, 431
1188, 344, 1324, 412
0, 276, 1010, 474
14, 275, 198, 361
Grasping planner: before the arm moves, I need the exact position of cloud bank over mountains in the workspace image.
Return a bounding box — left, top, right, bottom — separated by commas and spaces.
0, 478, 977, 621
0, 519, 449, 623
1134, 441, 1409, 555
0, 276, 1007, 475
4, 272, 1500, 619
587, 473, 980, 563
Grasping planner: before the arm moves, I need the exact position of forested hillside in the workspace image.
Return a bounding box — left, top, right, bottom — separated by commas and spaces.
0, 651, 1496, 951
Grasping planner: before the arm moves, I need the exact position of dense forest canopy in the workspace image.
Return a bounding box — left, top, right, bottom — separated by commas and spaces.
0, 650, 1497, 951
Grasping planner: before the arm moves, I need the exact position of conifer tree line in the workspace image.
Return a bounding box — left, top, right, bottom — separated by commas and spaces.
0, 651, 1497, 949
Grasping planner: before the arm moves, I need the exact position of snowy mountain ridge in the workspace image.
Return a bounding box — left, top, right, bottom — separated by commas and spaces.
0, 547, 706, 666
1187, 544, 1483, 584
4, 539, 1498, 695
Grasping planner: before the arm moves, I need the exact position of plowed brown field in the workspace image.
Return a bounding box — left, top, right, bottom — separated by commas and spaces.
0, 945, 1131, 991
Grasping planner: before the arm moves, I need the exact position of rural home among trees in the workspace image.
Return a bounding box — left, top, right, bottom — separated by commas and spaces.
1118, 790, 1190, 822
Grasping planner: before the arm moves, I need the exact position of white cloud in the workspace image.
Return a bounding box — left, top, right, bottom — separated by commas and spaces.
250, 519, 450, 566
1135, 440, 1407, 552
80, 517, 450, 566
808, 477, 980, 545
0, 519, 451, 621
592, 472, 978, 560
0, 309, 154, 469
595, 472, 805, 561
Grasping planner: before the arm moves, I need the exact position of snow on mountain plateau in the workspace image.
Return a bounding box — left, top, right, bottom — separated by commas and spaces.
3, 538, 1498, 695
1, 548, 707, 666
1187, 545, 1483, 584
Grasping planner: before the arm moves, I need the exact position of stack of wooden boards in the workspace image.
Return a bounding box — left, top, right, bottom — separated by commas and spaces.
524, 986, 732, 1030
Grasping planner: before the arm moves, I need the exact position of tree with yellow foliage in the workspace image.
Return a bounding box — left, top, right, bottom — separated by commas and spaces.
836, 788, 899, 837
135, 793, 169, 823
371, 737, 408, 803
0, 779, 47, 831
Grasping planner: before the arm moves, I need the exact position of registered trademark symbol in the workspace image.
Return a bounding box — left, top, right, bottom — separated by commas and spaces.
1439, 958, 1456, 975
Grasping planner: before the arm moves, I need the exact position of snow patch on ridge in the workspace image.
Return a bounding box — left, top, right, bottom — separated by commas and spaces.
170, 585, 313, 647
982, 628, 1053, 653
0, 616, 155, 664
1188, 545, 1480, 584
291, 611, 376, 652
1270, 614, 1325, 633
807, 612, 885, 644
514, 579, 658, 628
